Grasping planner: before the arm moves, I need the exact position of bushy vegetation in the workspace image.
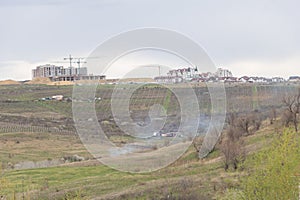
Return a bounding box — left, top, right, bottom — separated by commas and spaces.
241, 129, 300, 200
0, 166, 16, 200
0, 167, 7, 195
220, 129, 300, 200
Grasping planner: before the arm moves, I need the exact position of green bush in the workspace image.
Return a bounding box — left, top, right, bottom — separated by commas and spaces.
241, 129, 300, 200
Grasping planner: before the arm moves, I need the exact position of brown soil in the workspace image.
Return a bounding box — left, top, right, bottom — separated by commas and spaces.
25, 77, 52, 85
0, 79, 21, 85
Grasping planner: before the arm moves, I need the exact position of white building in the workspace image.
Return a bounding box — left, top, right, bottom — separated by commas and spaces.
167, 67, 199, 81
215, 68, 233, 78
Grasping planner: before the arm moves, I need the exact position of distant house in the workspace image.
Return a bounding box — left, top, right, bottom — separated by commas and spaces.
239, 76, 250, 83
266, 78, 273, 83
256, 77, 269, 83
200, 72, 213, 79
272, 77, 285, 83
191, 77, 206, 83
248, 77, 257, 83
288, 76, 300, 82
224, 77, 238, 83
207, 77, 217, 83
217, 77, 226, 83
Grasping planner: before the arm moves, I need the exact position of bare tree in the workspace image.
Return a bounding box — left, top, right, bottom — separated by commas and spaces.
192, 136, 203, 153
221, 113, 245, 171
227, 112, 238, 127
250, 111, 262, 131
269, 106, 277, 125
220, 126, 245, 171
236, 115, 251, 136
282, 89, 300, 132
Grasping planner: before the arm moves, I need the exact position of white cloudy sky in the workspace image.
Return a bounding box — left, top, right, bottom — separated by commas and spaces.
0, 0, 299, 80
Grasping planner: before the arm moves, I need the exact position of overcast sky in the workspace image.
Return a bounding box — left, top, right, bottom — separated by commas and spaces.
0, 0, 299, 80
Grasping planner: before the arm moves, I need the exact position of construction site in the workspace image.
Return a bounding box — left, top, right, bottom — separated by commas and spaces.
31, 55, 106, 83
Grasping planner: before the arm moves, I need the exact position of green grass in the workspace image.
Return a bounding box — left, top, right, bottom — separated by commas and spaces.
36, 101, 72, 118
0, 133, 284, 197
0, 132, 89, 165
0, 121, 292, 199
3, 157, 224, 199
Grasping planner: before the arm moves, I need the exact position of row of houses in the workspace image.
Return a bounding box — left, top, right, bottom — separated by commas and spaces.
212, 76, 299, 83
155, 67, 232, 83
154, 67, 299, 84
198, 76, 285, 83
155, 75, 298, 84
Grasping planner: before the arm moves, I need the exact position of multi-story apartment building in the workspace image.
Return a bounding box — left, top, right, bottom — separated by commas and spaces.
215, 68, 233, 78
32, 64, 105, 81
32, 64, 87, 78
32, 64, 88, 79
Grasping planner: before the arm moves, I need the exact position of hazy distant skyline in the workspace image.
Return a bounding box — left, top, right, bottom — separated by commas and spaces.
0, 0, 299, 80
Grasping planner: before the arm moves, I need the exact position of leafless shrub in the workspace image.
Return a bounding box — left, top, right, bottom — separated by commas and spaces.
282, 109, 294, 126
192, 136, 203, 153
269, 106, 277, 125
231, 111, 263, 136
227, 112, 238, 127
221, 115, 245, 171
250, 111, 262, 131
236, 115, 251, 136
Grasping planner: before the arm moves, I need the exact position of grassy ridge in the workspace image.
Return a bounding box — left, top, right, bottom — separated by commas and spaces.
0, 84, 299, 199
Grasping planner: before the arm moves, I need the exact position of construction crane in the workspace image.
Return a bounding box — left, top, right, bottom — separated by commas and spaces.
74, 58, 87, 69
63, 54, 74, 68
53, 55, 87, 75
63, 55, 87, 68
51, 54, 103, 75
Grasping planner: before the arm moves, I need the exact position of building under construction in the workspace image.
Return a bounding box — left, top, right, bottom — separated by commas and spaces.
32, 64, 105, 81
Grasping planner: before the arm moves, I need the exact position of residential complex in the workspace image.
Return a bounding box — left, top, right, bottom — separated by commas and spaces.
154, 67, 291, 84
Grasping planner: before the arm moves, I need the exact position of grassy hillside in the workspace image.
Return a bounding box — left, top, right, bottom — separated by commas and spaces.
0, 84, 299, 199
1, 123, 295, 199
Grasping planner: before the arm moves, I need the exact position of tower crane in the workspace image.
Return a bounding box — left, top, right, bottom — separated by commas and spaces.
51, 54, 103, 75
63, 54, 74, 68
60, 55, 87, 75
